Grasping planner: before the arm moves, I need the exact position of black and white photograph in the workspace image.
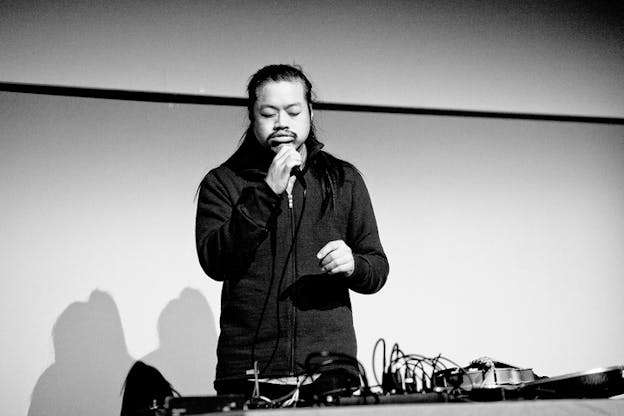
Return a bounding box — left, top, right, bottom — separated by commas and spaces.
1, 1, 623, 415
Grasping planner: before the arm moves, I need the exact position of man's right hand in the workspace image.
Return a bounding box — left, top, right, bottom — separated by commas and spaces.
265, 145, 302, 195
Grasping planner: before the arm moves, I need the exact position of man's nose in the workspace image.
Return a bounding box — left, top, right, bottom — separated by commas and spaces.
274, 112, 288, 129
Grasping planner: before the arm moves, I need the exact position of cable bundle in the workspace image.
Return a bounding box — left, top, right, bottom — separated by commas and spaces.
372, 338, 470, 395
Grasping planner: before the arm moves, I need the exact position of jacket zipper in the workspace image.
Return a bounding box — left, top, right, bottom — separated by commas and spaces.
287, 190, 297, 375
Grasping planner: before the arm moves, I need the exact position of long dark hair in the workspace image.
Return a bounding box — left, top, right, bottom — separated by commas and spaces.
245, 64, 355, 213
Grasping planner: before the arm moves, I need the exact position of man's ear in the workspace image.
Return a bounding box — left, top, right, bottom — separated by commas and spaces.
309, 104, 314, 119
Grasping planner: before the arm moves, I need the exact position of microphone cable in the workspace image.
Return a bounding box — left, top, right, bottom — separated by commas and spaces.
251, 173, 308, 377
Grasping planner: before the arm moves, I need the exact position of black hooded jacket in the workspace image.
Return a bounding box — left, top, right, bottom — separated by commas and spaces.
195, 136, 388, 387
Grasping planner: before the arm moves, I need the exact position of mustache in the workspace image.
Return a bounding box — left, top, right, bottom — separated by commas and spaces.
268, 130, 297, 140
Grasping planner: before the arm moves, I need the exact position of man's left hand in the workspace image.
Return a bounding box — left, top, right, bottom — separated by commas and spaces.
316, 240, 354, 277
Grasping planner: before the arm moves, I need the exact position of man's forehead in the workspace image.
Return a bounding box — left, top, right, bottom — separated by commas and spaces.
255, 80, 306, 105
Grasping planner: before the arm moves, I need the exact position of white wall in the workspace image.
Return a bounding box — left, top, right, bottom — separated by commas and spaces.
2, 92, 623, 416
1, 0, 623, 117
320, 112, 624, 381
1, 94, 236, 415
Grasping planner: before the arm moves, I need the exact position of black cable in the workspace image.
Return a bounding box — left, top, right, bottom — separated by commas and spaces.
371, 338, 386, 387
249, 179, 307, 378
373, 340, 480, 395
250, 220, 279, 375
303, 351, 371, 395
263, 180, 307, 375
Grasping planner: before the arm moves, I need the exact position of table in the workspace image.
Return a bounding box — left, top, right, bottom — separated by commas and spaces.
247, 399, 624, 416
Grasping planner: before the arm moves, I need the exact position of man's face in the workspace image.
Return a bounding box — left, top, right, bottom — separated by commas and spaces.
253, 80, 311, 153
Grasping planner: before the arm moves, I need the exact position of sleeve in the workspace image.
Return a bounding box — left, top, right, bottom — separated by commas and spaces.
345, 170, 389, 294
195, 169, 282, 281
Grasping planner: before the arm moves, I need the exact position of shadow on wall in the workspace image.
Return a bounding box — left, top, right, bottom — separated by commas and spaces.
28, 288, 218, 416
28, 290, 134, 416
141, 288, 218, 395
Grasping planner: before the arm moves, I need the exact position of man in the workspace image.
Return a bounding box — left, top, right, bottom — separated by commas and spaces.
195, 64, 388, 399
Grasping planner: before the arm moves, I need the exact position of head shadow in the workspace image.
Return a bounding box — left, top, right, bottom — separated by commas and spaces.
28, 289, 133, 416
141, 287, 218, 395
